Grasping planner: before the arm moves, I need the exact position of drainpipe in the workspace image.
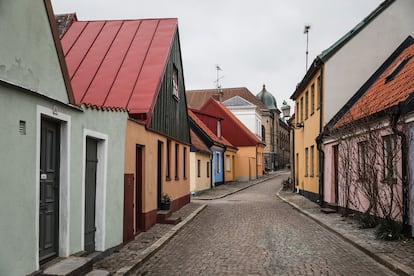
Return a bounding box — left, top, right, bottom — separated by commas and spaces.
390, 106, 409, 233
318, 64, 324, 207
316, 133, 325, 207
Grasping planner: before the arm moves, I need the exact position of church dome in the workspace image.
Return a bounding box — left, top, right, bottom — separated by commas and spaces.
256, 84, 277, 110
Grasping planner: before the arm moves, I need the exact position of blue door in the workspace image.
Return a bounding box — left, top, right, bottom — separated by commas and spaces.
212, 149, 223, 185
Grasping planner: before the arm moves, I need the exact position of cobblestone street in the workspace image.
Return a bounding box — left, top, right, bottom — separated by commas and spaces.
132, 173, 396, 275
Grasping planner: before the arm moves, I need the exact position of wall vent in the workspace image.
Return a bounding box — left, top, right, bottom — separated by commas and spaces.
19, 120, 26, 135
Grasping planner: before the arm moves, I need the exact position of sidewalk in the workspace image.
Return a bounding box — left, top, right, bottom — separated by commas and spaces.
278, 188, 414, 276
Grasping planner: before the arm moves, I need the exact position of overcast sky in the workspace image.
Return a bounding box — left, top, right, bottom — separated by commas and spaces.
51, 0, 383, 109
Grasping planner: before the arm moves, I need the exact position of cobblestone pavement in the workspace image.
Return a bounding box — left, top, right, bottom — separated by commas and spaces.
278, 187, 414, 276
93, 202, 205, 274
132, 173, 397, 276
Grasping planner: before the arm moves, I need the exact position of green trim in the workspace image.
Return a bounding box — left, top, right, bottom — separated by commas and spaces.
319, 0, 394, 62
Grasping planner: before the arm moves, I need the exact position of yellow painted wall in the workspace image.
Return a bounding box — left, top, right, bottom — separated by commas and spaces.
125, 120, 190, 213
234, 145, 264, 181
293, 70, 321, 195
190, 152, 211, 193
224, 149, 237, 182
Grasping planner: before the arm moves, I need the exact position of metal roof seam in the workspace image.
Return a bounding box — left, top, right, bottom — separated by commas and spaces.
125, 19, 161, 111
77, 21, 109, 103
63, 20, 87, 60
82, 21, 125, 106
103, 20, 143, 108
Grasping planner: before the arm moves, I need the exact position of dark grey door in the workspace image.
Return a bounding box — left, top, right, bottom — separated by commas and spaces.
39, 118, 60, 262
84, 138, 98, 254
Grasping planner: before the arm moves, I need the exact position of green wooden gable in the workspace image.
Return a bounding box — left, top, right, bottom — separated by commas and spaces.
149, 31, 190, 144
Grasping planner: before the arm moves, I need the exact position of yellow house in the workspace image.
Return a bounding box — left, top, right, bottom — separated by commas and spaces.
124, 120, 190, 233
291, 68, 322, 202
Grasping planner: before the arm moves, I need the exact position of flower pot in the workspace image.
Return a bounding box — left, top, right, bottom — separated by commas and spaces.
160, 202, 170, 210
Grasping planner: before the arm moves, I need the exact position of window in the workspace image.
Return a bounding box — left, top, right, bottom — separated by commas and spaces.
197, 159, 201, 177
172, 66, 180, 101
261, 126, 266, 142
216, 152, 220, 173
300, 97, 304, 122
296, 102, 300, 124
175, 143, 179, 180
310, 145, 314, 177
207, 161, 210, 178
166, 139, 171, 180
226, 155, 231, 171
311, 84, 315, 115
183, 147, 187, 179
358, 141, 368, 179
317, 76, 321, 109
305, 147, 309, 177
383, 135, 397, 181
305, 91, 309, 119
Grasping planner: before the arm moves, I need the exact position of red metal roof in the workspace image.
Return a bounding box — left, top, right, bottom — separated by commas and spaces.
199, 98, 263, 147
60, 17, 177, 114
336, 40, 414, 127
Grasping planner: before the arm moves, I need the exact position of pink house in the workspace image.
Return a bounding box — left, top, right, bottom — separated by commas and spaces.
322, 36, 414, 236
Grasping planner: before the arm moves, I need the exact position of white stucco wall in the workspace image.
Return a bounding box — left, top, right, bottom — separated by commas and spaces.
324, 0, 414, 125
226, 106, 262, 139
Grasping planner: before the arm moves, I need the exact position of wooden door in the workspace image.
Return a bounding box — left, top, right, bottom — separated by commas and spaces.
157, 141, 163, 209
123, 174, 134, 244
84, 138, 98, 253
39, 118, 60, 262
135, 146, 143, 233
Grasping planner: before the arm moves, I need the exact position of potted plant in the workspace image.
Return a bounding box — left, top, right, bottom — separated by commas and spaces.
160, 193, 171, 210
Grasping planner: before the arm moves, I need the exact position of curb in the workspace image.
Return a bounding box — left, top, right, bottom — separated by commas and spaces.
194, 171, 289, 200
276, 188, 414, 276
114, 204, 207, 275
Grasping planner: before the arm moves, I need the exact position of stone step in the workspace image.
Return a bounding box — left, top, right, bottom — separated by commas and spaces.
41, 256, 92, 276
320, 207, 337, 214
162, 214, 182, 225
156, 209, 172, 223
84, 269, 111, 276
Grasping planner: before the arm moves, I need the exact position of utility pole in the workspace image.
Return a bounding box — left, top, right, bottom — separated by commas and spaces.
304, 25, 311, 71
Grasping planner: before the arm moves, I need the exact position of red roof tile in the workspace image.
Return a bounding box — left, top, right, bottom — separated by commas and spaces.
60, 17, 177, 114
190, 129, 211, 154
337, 41, 414, 127
199, 98, 264, 147
188, 109, 234, 149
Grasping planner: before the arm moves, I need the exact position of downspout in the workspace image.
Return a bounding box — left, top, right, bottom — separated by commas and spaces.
390, 106, 409, 232
318, 64, 325, 206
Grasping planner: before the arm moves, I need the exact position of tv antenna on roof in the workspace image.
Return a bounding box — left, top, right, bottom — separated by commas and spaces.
304, 24, 311, 71
215, 65, 224, 89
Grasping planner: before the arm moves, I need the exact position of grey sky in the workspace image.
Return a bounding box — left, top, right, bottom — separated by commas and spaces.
51, 0, 383, 109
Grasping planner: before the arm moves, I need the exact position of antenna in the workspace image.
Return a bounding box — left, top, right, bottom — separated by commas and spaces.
215, 65, 223, 89
304, 24, 311, 71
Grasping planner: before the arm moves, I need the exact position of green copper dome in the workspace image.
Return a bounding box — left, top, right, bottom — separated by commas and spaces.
256, 84, 277, 110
